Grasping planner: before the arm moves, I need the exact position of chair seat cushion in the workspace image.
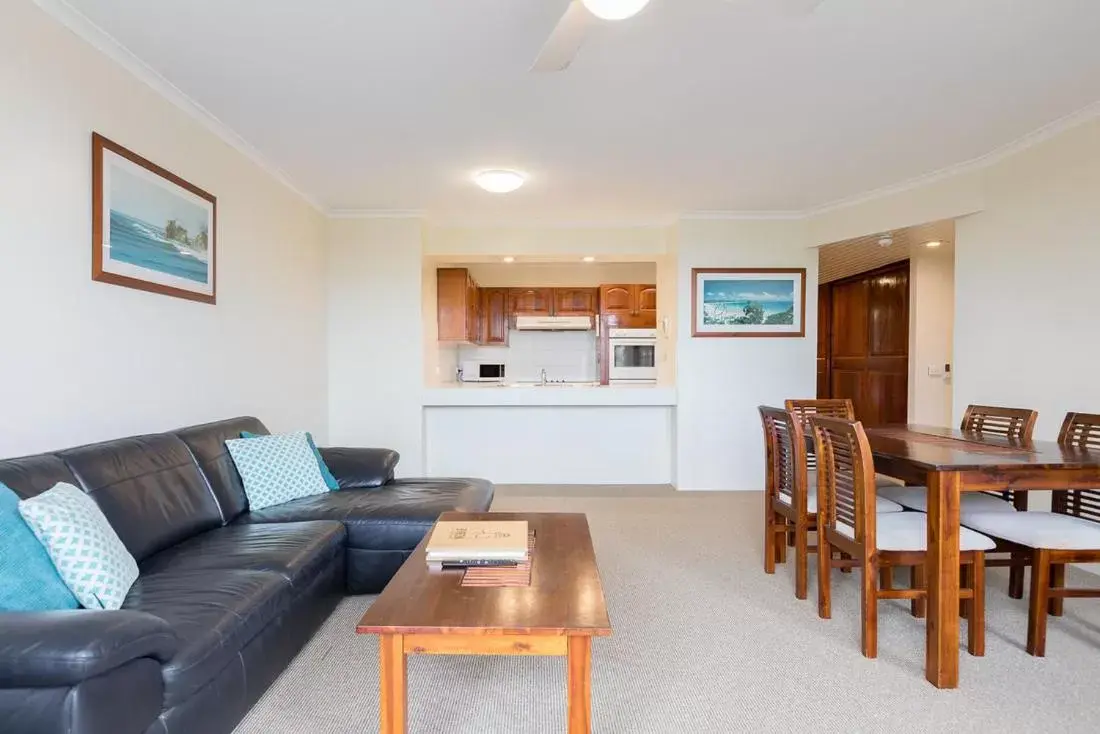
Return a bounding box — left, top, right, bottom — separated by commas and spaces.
877, 485, 1017, 516
838, 511, 996, 552
122, 568, 290, 706
779, 491, 904, 514
138, 522, 345, 589
961, 511, 1100, 550
237, 479, 495, 551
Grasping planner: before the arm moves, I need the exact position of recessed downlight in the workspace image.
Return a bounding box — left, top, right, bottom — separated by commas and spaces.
582, 0, 652, 20
582, 256, 596, 263
502, 256, 515, 263
925, 240, 943, 248
473, 169, 526, 194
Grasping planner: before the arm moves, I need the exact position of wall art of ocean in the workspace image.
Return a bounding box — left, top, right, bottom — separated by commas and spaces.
108, 210, 209, 284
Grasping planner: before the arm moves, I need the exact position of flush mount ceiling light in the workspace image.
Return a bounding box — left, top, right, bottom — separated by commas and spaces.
582, 256, 596, 263
877, 234, 894, 248
502, 256, 515, 263
581, 0, 652, 20
473, 169, 526, 194
925, 240, 943, 248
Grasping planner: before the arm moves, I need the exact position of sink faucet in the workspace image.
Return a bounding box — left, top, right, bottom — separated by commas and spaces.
540, 368, 548, 386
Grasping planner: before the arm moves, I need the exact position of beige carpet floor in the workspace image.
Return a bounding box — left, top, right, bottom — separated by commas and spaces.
235, 489, 1100, 733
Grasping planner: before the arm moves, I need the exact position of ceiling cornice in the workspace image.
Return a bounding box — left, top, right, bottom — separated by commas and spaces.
33, 0, 1100, 225
33, 0, 326, 213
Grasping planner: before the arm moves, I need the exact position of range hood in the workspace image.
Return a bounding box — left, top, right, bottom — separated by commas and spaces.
514, 315, 593, 331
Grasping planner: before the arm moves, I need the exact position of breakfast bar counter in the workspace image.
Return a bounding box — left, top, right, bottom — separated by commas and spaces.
421, 384, 677, 485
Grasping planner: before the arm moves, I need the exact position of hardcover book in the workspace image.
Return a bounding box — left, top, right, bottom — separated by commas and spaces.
425, 520, 529, 562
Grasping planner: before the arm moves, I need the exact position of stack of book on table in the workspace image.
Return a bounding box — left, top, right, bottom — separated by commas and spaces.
425, 519, 529, 571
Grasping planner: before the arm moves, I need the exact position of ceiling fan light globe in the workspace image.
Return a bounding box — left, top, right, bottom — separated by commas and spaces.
474, 169, 526, 193
581, 0, 652, 21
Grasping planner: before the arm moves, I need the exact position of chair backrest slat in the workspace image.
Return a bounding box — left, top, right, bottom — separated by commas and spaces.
1054, 412, 1100, 523
759, 406, 810, 514
785, 399, 854, 471
810, 415, 877, 548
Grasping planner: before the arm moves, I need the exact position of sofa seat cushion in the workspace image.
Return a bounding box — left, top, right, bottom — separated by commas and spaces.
238, 478, 494, 551
122, 569, 290, 706
139, 522, 345, 589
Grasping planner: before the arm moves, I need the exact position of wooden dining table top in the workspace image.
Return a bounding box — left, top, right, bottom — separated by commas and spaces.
861, 424, 1100, 471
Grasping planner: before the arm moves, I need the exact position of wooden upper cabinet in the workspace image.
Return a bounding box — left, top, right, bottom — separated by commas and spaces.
599, 284, 657, 327
437, 268, 480, 342
599, 285, 634, 316
553, 288, 598, 316
509, 287, 553, 316
480, 288, 509, 345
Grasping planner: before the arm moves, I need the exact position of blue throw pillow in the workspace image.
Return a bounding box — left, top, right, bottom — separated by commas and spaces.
0, 483, 80, 611
226, 431, 331, 511
241, 430, 339, 490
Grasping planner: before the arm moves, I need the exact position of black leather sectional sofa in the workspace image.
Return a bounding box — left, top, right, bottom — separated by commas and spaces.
0, 417, 494, 734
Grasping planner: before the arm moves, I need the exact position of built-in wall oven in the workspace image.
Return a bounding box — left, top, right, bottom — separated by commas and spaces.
607, 328, 657, 384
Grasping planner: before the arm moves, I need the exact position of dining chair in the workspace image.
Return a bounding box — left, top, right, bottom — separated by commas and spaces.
878, 403, 1039, 598
811, 415, 993, 659
961, 412, 1100, 657
759, 406, 904, 601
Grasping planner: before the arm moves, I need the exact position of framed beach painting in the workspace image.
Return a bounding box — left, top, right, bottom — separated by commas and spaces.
691, 268, 806, 338
92, 133, 216, 303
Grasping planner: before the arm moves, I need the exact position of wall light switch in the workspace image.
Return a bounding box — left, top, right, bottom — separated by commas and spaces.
927, 365, 945, 377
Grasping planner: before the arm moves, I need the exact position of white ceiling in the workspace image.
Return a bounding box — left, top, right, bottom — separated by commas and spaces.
818, 219, 954, 283
57, 0, 1100, 222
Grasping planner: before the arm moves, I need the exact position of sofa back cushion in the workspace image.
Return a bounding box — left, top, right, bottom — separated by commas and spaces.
0, 453, 81, 499
173, 417, 269, 523
58, 434, 222, 562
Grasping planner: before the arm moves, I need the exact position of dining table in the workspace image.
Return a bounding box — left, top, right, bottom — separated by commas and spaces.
861, 424, 1100, 688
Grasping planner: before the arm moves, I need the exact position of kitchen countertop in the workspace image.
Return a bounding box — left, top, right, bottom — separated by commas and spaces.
422, 383, 677, 407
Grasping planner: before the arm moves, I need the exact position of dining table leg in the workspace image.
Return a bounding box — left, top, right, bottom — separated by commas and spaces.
925, 470, 961, 688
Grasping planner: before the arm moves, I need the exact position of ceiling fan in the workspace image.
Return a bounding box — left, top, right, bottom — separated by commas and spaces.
531, 0, 827, 73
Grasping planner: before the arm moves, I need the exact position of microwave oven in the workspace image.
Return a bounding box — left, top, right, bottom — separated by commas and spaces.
460, 361, 506, 382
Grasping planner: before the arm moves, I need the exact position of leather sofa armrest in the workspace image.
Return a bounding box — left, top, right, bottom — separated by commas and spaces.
0, 610, 179, 688
319, 447, 399, 489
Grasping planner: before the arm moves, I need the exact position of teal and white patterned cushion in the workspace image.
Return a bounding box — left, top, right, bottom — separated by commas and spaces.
18, 483, 139, 610
225, 430, 330, 511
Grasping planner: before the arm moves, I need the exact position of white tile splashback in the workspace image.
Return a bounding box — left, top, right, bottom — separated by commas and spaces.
459, 330, 598, 383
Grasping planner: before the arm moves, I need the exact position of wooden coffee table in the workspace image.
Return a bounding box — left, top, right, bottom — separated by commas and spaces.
356, 512, 612, 733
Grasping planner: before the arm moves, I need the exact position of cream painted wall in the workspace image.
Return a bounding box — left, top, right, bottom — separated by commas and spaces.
675, 219, 817, 491
953, 118, 1100, 440
0, 1, 327, 456
908, 242, 955, 426
327, 218, 426, 475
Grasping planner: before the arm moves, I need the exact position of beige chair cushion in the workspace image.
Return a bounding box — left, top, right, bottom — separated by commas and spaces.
961, 511, 1100, 551
878, 485, 1017, 517
838, 511, 996, 552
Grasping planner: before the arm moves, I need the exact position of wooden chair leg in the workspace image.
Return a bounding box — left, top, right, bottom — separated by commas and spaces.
968, 554, 985, 657
879, 566, 892, 592
794, 520, 809, 601
1008, 552, 1026, 599
861, 559, 878, 659
1049, 563, 1066, 617
775, 521, 788, 565
911, 564, 926, 618
840, 550, 852, 574
787, 528, 796, 547
1027, 549, 1051, 657
818, 535, 832, 620
960, 563, 972, 619
764, 511, 777, 575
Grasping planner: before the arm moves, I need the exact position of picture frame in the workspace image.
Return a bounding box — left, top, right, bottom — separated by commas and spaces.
691, 267, 806, 338
92, 133, 216, 304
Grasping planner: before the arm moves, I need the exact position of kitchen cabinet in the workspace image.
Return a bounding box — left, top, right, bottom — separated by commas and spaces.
437, 268, 480, 343
599, 284, 657, 328
508, 287, 553, 316
552, 288, 599, 316
480, 288, 509, 345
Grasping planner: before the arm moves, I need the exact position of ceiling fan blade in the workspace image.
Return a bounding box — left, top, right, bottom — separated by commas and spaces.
531, 0, 595, 73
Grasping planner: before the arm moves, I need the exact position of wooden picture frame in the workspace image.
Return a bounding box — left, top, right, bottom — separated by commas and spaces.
92, 133, 217, 304
691, 267, 806, 338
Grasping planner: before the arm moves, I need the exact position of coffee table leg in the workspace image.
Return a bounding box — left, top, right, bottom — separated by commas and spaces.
567, 636, 591, 734
380, 633, 407, 733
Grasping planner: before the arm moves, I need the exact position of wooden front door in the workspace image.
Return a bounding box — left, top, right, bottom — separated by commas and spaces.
820, 261, 909, 426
